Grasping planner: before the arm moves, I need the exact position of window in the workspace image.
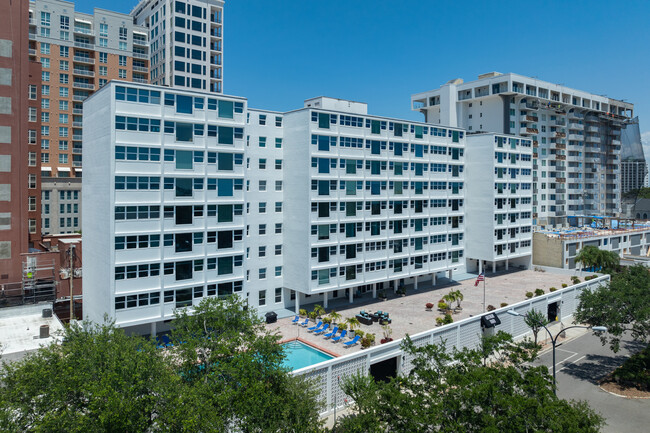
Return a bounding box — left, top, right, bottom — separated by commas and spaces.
41, 58, 50, 69
259, 290, 266, 306
28, 85, 37, 100
59, 154, 68, 164
119, 55, 127, 66
59, 46, 68, 58
41, 153, 49, 163
99, 66, 107, 76
119, 69, 127, 79
259, 158, 266, 169
99, 52, 107, 63
275, 180, 282, 191
28, 108, 37, 122
259, 202, 266, 213
42, 71, 50, 82
40, 43, 50, 55
275, 202, 282, 213
40, 12, 51, 26
28, 174, 36, 188
59, 100, 68, 111
28, 152, 36, 166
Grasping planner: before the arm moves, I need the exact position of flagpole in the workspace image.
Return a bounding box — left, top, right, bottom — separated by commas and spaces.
482, 274, 486, 313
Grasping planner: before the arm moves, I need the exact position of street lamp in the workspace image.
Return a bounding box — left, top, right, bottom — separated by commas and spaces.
507, 309, 607, 396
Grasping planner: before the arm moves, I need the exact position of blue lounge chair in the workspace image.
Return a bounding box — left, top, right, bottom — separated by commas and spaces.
291, 315, 300, 324
155, 337, 165, 349
332, 329, 347, 342
323, 326, 338, 339
307, 321, 323, 332
314, 323, 330, 335
298, 318, 309, 327
162, 335, 173, 347
343, 335, 361, 348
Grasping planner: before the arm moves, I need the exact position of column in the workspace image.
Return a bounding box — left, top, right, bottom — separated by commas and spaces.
150, 321, 157, 338
349, 288, 354, 303
449, 269, 453, 281
492, 261, 496, 273
323, 291, 328, 309
478, 260, 483, 274
295, 292, 300, 314
432, 273, 436, 286
505, 259, 509, 271
414, 275, 419, 290
372, 283, 377, 298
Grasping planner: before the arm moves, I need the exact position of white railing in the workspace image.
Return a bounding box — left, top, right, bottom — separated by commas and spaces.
294, 275, 610, 416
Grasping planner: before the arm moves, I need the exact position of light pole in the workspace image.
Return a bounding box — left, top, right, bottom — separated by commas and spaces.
506, 310, 607, 396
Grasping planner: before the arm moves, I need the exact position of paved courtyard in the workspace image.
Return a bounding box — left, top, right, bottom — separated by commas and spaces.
268, 268, 597, 356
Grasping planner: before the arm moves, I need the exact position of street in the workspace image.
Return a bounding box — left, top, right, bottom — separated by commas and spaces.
533, 331, 649, 433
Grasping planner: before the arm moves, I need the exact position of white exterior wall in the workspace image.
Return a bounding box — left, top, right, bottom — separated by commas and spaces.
81, 87, 113, 324
244, 109, 285, 312
466, 134, 533, 270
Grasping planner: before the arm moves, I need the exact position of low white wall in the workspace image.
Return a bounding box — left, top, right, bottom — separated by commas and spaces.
294, 275, 610, 415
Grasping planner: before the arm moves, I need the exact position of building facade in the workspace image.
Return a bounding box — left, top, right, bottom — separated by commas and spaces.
0, 0, 43, 287
132, 0, 224, 93
412, 72, 635, 227
84, 83, 533, 334
465, 134, 533, 274
28, 0, 149, 235
621, 160, 647, 194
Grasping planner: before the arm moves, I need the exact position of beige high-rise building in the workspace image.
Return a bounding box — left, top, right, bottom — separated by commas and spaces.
28, 0, 149, 235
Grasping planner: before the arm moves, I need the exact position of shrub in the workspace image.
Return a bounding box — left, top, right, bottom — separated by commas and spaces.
525, 291, 534, 299
361, 333, 375, 348
486, 305, 496, 312
354, 330, 364, 339
611, 344, 650, 391
322, 317, 332, 325
308, 311, 317, 320
438, 301, 449, 311
435, 317, 444, 326
338, 322, 348, 331
426, 302, 434, 310
549, 287, 557, 292
534, 288, 545, 297
443, 313, 454, 324
299, 309, 308, 317
562, 283, 568, 288
500, 302, 509, 308
571, 276, 580, 284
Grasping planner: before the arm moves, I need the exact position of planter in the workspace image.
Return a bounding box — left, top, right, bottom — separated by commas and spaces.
380, 338, 394, 344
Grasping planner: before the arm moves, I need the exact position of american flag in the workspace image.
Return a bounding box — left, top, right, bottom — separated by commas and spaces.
474, 272, 485, 287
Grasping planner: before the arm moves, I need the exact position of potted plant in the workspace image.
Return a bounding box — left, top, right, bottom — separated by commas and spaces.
443, 313, 453, 324
438, 301, 449, 312
525, 291, 534, 299
486, 305, 496, 312
299, 308, 308, 317
313, 304, 326, 318
571, 276, 580, 284
451, 289, 464, 311
354, 330, 364, 339
435, 317, 445, 327
562, 283, 568, 288
534, 288, 545, 297
346, 316, 360, 337
338, 322, 348, 332
397, 285, 406, 296
380, 324, 393, 344
425, 302, 434, 311
308, 311, 318, 321
443, 293, 456, 312
361, 333, 375, 349
322, 316, 332, 325
328, 310, 342, 324
500, 302, 508, 308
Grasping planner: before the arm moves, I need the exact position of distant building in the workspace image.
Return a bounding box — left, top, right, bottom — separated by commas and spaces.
412, 72, 635, 227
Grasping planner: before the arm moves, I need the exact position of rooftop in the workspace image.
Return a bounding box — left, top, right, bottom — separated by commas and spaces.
0, 303, 65, 362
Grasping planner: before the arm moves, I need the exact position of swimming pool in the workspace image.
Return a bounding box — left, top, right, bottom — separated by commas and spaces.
281, 341, 334, 371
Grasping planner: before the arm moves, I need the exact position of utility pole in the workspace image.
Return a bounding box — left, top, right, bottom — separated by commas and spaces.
69, 244, 75, 322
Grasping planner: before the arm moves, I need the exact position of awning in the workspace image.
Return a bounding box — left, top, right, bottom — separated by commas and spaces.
74, 18, 93, 24
74, 167, 82, 171
58, 167, 71, 172
41, 166, 52, 171
133, 30, 147, 36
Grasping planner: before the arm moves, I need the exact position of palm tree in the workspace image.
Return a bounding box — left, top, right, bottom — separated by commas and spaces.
451, 290, 464, 310
598, 249, 619, 274
328, 310, 342, 324
312, 304, 326, 318
575, 245, 598, 274
346, 316, 360, 335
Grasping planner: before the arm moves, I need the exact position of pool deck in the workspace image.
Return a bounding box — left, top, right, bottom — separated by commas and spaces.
266, 268, 597, 356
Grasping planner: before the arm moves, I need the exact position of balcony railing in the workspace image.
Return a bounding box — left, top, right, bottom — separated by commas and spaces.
133, 38, 147, 46
73, 95, 88, 102
132, 77, 147, 84
73, 26, 93, 35
133, 65, 148, 73
73, 108, 83, 114
132, 52, 148, 60
72, 121, 83, 127
73, 56, 95, 64
73, 68, 95, 77
28, 32, 36, 40
74, 41, 94, 49
28, 48, 36, 56
72, 134, 83, 141
73, 82, 94, 90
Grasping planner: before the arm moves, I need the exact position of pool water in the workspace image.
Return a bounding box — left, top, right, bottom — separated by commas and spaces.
281, 341, 334, 370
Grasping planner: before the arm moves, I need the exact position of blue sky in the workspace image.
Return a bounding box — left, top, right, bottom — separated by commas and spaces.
83, 0, 649, 138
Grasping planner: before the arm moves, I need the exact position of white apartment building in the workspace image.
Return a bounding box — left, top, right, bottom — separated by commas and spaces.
412, 72, 635, 227
132, 0, 223, 93
83, 82, 245, 334
465, 134, 533, 273
83, 82, 533, 333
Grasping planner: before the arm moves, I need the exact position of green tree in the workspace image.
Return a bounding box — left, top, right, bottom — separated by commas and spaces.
524, 308, 550, 345
0, 320, 188, 433
575, 245, 619, 274
334, 333, 604, 433
170, 296, 324, 433
575, 264, 650, 352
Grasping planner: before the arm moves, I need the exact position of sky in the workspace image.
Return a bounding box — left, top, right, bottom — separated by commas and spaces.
81, 0, 650, 150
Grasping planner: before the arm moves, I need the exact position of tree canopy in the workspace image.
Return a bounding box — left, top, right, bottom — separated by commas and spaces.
574, 245, 619, 274
334, 332, 604, 433
0, 296, 325, 433
575, 264, 650, 352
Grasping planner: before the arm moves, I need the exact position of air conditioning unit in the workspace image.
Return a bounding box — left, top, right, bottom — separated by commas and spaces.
60, 268, 69, 279
73, 268, 82, 278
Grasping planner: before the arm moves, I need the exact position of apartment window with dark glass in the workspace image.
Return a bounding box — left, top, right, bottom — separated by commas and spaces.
175, 206, 193, 224
175, 233, 192, 252
318, 113, 330, 129
176, 123, 193, 141
176, 178, 192, 197
218, 230, 232, 249
218, 257, 233, 275
175, 261, 192, 281
175, 288, 193, 308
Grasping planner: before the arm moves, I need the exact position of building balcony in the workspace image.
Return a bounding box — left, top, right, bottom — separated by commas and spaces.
555, 132, 566, 138
72, 121, 83, 127
73, 56, 95, 64
556, 187, 566, 193
568, 112, 584, 119
526, 127, 539, 134
72, 134, 83, 141
611, 139, 621, 145
132, 77, 147, 84
29, 18, 35, 25
73, 82, 94, 90
133, 38, 148, 47
556, 177, 566, 183
586, 126, 599, 133
133, 65, 148, 73
555, 154, 566, 161
29, 32, 36, 40
555, 119, 566, 126
568, 134, 584, 141
74, 41, 94, 50
586, 136, 601, 143
73, 68, 95, 77
28, 47, 36, 56
73, 161, 82, 167
73, 108, 83, 115
554, 143, 566, 149
132, 52, 148, 60
73, 147, 82, 154
568, 122, 584, 130
72, 95, 88, 102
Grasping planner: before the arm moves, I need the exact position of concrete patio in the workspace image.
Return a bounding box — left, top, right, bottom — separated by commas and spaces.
267, 268, 597, 356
